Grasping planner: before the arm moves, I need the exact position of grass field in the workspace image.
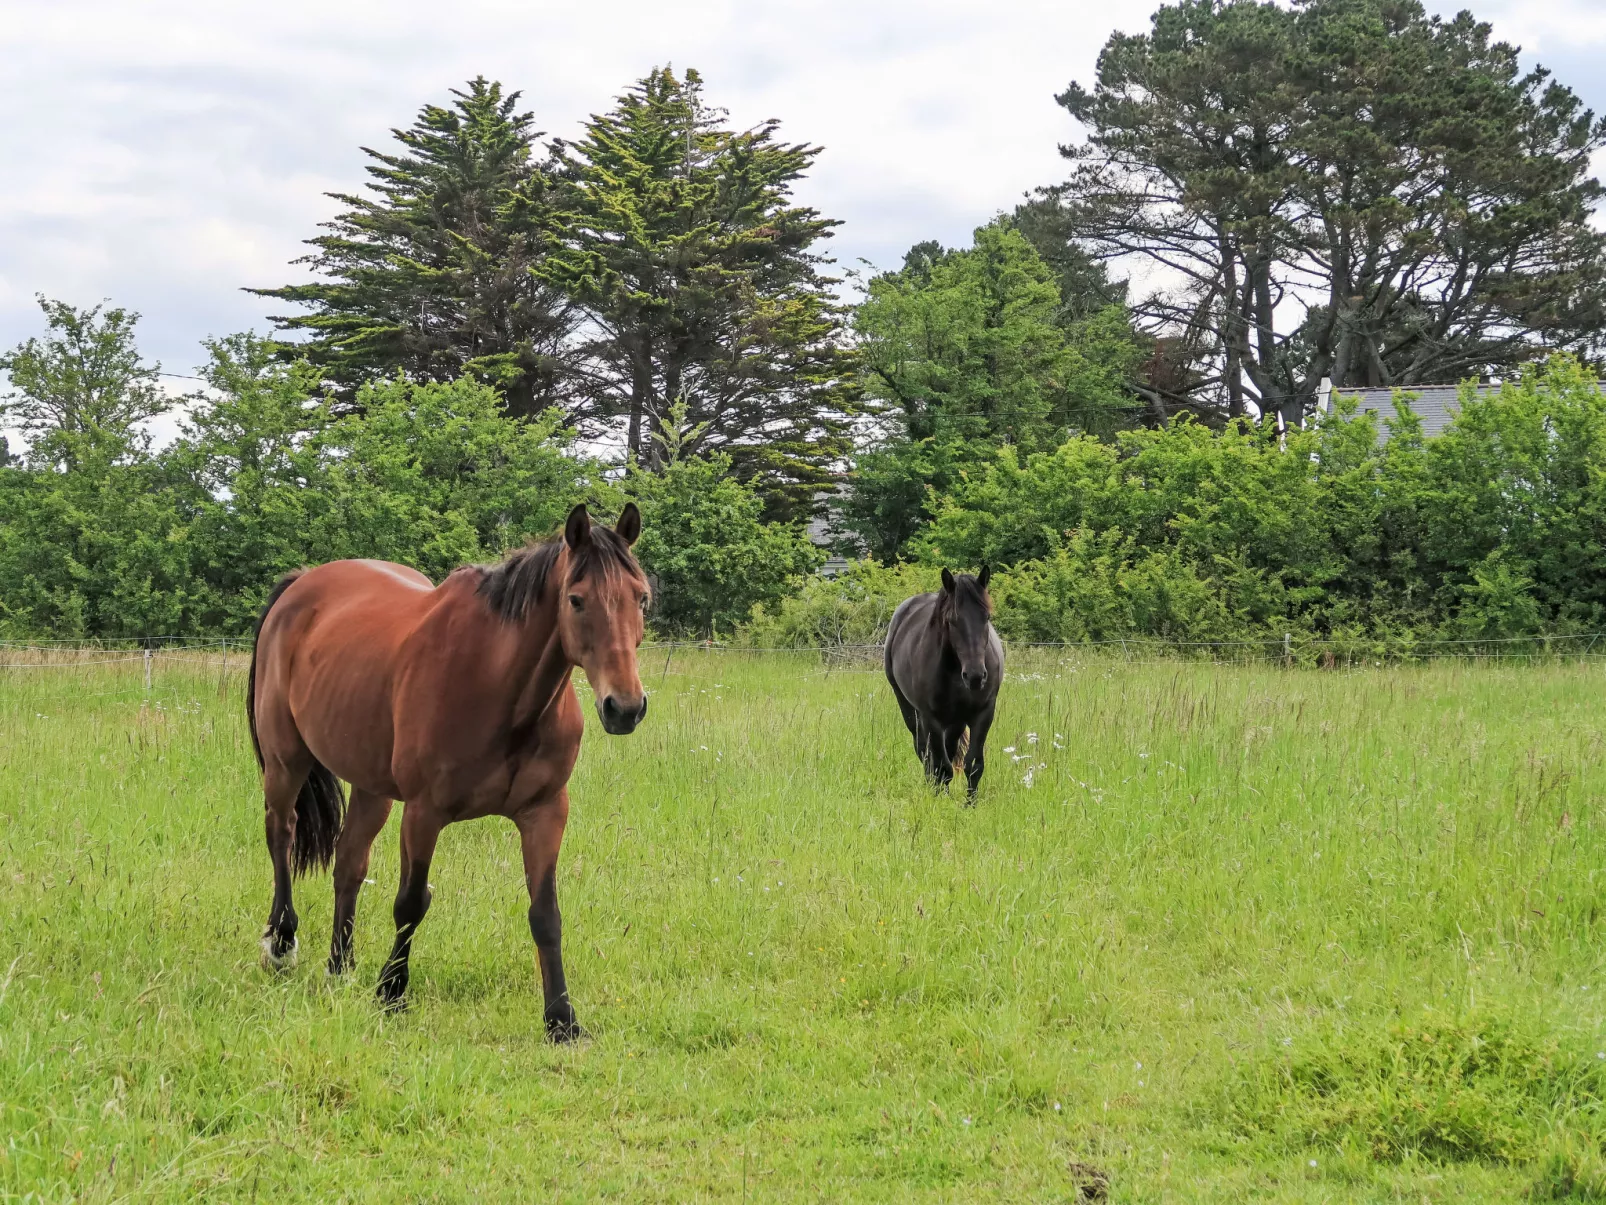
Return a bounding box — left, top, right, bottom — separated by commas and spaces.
4, 649, 1606, 1202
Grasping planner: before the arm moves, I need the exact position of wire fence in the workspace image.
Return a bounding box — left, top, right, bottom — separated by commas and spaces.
4, 631, 1606, 687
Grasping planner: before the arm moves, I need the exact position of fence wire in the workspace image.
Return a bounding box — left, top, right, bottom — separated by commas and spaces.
4, 632, 1606, 681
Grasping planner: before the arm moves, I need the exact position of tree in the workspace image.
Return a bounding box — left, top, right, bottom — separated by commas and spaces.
1055, 0, 1606, 424
542, 67, 856, 516
0, 296, 169, 467
253, 78, 577, 417
627, 401, 823, 634
843, 223, 1140, 561
1006, 193, 1130, 324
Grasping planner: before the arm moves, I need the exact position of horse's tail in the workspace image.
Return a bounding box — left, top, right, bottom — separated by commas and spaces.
248, 570, 346, 877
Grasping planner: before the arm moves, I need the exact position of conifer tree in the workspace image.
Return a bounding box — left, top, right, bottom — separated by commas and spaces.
542, 67, 855, 516
253, 78, 575, 417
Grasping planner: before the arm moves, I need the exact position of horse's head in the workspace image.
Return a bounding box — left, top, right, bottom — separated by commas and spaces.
557, 503, 651, 735
940, 565, 993, 693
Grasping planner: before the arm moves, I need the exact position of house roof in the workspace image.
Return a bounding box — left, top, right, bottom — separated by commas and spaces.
1329, 380, 1606, 439
1338, 384, 1463, 437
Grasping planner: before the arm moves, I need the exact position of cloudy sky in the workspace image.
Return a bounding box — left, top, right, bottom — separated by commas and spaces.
2, 0, 1603, 378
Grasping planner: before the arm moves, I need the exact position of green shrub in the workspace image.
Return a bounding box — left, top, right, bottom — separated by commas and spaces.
1222, 1010, 1606, 1170
629, 451, 823, 637
740, 559, 941, 648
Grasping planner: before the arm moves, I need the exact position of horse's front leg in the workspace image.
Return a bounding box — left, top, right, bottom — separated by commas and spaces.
964, 702, 996, 803
516, 790, 581, 1042
931, 727, 960, 790
376, 803, 441, 1009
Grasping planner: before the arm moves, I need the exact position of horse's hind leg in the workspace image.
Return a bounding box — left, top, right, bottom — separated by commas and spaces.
889, 678, 925, 764
261, 756, 311, 971
327, 789, 394, 976
376, 803, 441, 1009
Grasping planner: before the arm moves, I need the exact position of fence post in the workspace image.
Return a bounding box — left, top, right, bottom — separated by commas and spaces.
1283, 632, 1292, 667
144, 647, 153, 692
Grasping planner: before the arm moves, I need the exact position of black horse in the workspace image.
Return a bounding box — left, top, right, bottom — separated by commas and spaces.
884, 567, 1004, 800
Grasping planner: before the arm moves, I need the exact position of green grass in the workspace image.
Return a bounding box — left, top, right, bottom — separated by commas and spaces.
4, 650, 1606, 1201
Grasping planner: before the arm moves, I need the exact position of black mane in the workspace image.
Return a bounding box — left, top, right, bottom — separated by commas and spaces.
940, 573, 992, 619
477, 526, 638, 622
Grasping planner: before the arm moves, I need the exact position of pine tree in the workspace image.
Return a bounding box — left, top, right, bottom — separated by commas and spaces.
542, 67, 856, 517
253, 78, 576, 417
1056, 0, 1606, 424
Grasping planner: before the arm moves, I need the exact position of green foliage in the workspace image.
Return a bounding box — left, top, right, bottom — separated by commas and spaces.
253, 78, 576, 417
1223, 1010, 1606, 1171
629, 405, 823, 635
0, 319, 607, 636
845, 222, 1141, 560
311, 375, 591, 581
541, 67, 856, 516
741, 559, 941, 648
0, 296, 170, 469
779, 357, 1606, 648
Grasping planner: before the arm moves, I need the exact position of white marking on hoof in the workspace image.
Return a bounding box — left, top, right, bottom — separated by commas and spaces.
260, 930, 298, 972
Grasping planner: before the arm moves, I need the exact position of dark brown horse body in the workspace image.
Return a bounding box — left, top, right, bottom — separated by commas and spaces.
884, 568, 1003, 800
248, 504, 648, 1039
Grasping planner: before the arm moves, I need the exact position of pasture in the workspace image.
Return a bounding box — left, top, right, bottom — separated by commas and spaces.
3, 649, 1605, 1202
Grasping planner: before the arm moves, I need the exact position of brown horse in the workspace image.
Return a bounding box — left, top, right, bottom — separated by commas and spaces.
247, 503, 648, 1039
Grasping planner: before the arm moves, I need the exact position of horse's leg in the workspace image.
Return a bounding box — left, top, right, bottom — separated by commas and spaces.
261, 755, 311, 971
964, 702, 997, 803
890, 678, 922, 759
376, 803, 442, 1009
516, 791, 582, 1042
918, 716, 937, 784
327, 788, 394, 976
932, 727, 960, 790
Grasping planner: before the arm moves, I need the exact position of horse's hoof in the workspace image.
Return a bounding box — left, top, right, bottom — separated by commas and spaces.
546, 1016, 587, 1044
260, 931, 298, 973
376, 986, 409, 1013
376, 968, 409, 1011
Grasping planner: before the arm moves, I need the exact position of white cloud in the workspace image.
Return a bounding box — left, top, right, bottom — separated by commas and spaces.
0, 0, 1597, 377
0, 0, 1163, 370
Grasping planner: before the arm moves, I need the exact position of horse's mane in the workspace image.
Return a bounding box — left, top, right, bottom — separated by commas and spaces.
477, 527, 638, 623
939, 574, 992, 620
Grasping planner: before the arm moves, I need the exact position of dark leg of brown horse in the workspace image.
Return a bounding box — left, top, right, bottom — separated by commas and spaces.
376, 803, 441, 1009
261, 758, 310, 970
517, 792, 582, 1042
964, 702, 995, 803
327, 789, 394, 976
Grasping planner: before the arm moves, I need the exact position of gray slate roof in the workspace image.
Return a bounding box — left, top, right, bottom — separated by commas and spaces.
1339, 384, 1463, 438
1332, 380, 1606, 439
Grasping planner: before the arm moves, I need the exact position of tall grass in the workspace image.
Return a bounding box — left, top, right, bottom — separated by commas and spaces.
2, 651, 1604, 1201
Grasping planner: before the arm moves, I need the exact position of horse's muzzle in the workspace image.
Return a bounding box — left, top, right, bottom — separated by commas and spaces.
599, 693, 648, 735
963, 669, 989, 692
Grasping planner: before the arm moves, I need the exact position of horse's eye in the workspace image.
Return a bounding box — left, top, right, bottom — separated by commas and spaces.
568, 594, 584, 610
638, 595, 649, 610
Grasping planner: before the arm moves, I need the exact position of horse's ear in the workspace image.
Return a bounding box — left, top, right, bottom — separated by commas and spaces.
615, 501, 641, 546
977, 564, 991, 590
941, 568, 956, 594
564, 503, 591, 549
